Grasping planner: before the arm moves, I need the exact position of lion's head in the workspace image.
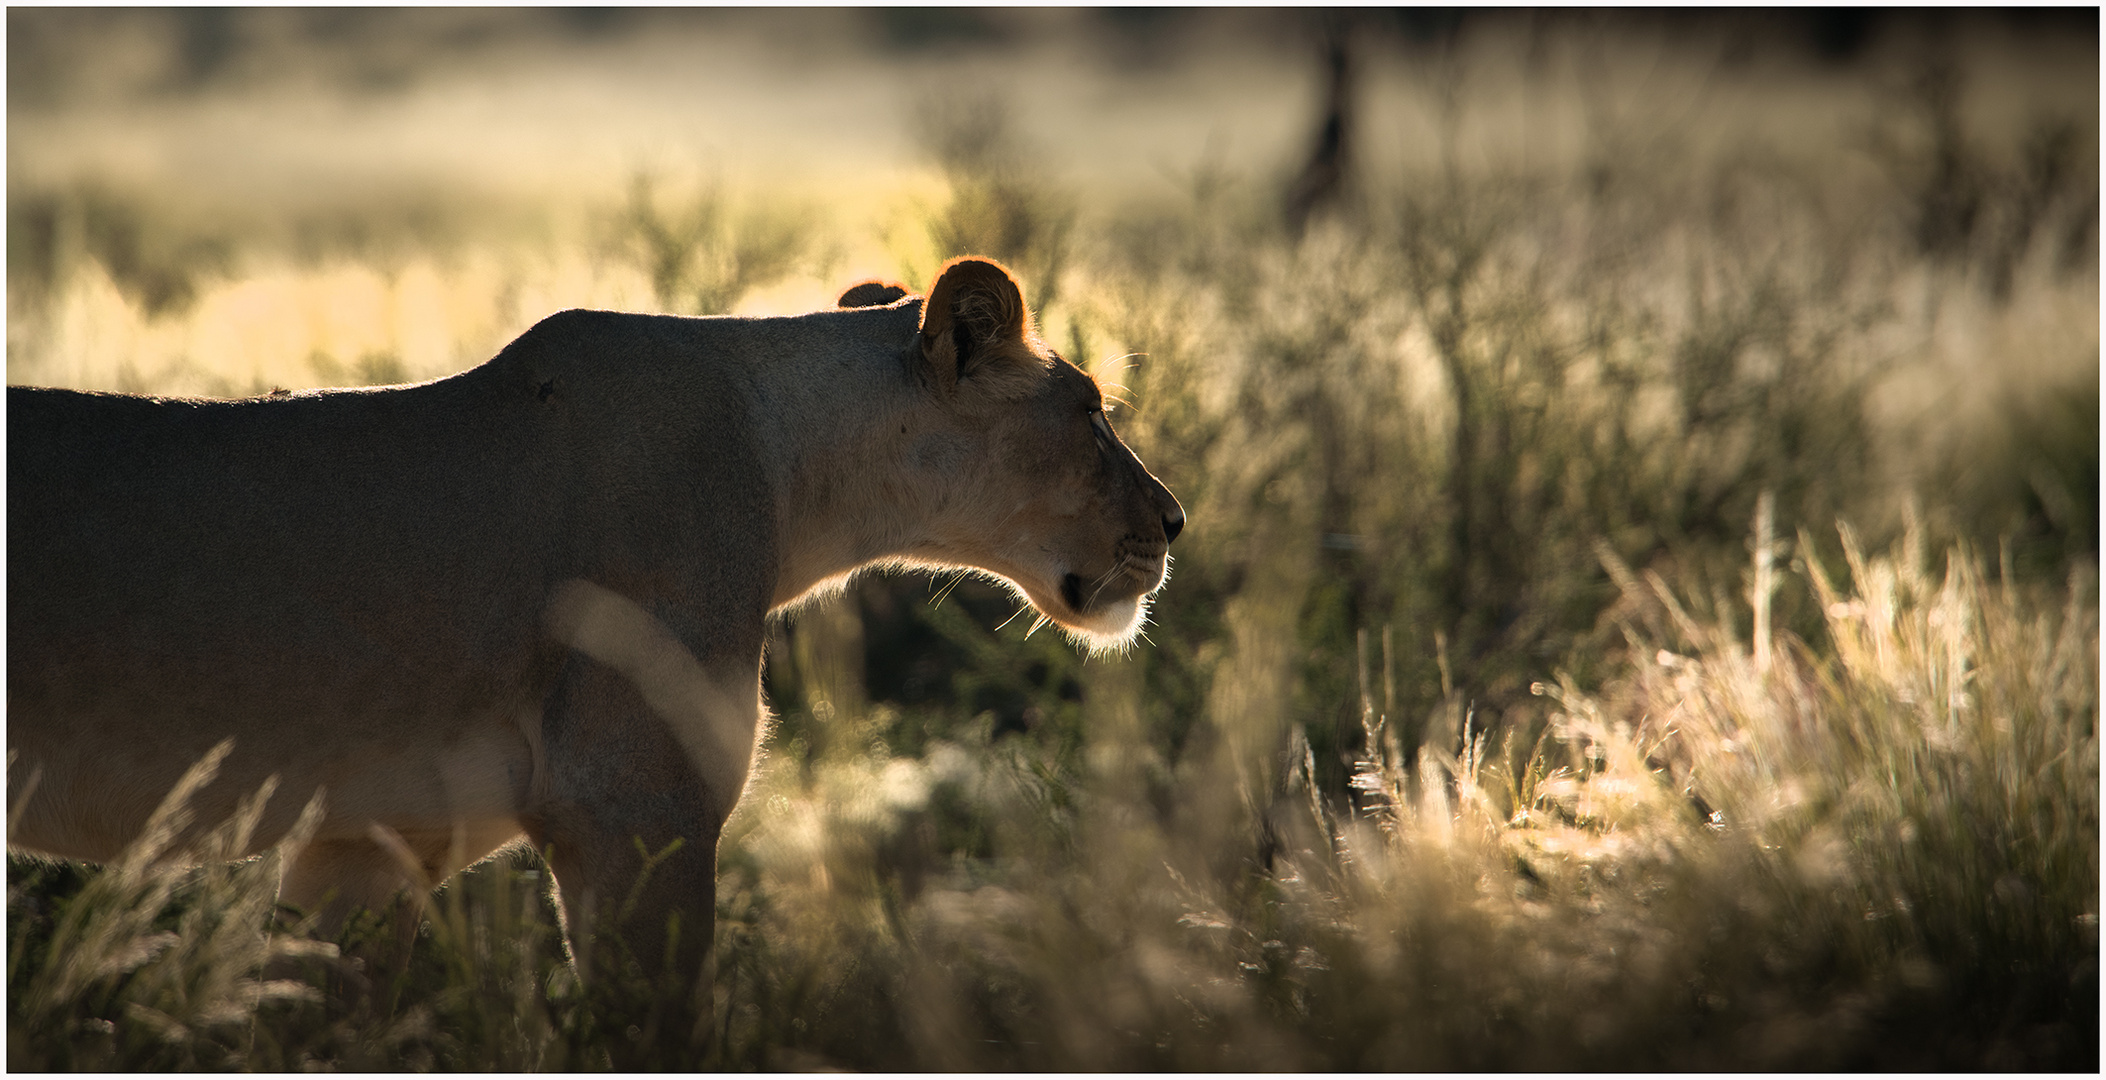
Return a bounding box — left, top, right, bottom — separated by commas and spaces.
842, 258, 1184, 653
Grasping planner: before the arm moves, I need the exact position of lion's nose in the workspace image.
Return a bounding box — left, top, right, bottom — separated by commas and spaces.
1163, 506, 1185, 544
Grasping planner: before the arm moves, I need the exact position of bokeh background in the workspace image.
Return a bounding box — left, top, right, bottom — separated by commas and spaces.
7, 8, 2098, 1070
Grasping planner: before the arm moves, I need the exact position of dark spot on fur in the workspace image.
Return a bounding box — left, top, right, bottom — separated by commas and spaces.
538, 379, 557, 402
1060, 572, 1084, 612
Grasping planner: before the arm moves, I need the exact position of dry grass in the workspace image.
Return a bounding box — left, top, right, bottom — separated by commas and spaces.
10, 530, 2093, 1069
8, 10, 2097, 1070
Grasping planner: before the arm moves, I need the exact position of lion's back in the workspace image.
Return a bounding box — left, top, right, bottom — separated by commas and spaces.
9, 378, 567, 728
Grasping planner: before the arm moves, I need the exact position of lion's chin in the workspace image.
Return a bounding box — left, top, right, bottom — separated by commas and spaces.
1057, 594, 1148, 656
1010, 578, 1149, 657
988, 564, 1162, 658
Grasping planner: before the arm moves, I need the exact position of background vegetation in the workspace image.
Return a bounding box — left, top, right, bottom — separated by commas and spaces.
8, 9, 2097, 1070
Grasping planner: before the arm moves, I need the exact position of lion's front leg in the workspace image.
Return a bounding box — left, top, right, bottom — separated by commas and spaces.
522, 655, 739, 1054
527, 790, 721, 988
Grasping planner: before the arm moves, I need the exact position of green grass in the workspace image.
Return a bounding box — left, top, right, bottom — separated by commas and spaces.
8, 13, 2098, 1070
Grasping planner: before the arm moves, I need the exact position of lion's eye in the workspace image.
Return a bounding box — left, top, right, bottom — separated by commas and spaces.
1088, 410, 1115, 444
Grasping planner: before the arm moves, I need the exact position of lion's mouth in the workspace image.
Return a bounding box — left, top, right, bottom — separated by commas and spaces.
1049, 549, 1168, 617
1060, 557, 1163, 614
1003, 553, 1167, 655
1059, 571, 1087, 613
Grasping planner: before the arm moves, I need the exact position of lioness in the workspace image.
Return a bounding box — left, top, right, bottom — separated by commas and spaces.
8, 257, 1182, 989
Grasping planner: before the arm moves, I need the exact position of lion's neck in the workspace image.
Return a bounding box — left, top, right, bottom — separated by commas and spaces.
736, 312, 931, 610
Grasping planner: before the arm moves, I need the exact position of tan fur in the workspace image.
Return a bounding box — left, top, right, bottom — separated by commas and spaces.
6, 257, 1183, 987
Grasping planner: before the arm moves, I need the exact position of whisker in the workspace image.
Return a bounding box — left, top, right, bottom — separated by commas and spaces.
1092, 355, 1144, 405
1024, 613, 1051, 639
929, 570, 969, 609
994, 604, 1033, 632
1083, 559, 1134, 610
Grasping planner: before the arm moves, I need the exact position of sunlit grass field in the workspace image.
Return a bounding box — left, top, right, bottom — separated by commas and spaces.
7, 10, 2098, 1070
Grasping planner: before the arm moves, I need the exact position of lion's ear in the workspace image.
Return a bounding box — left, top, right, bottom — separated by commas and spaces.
838, 281, 908, 308
919, 257, 1037, 395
